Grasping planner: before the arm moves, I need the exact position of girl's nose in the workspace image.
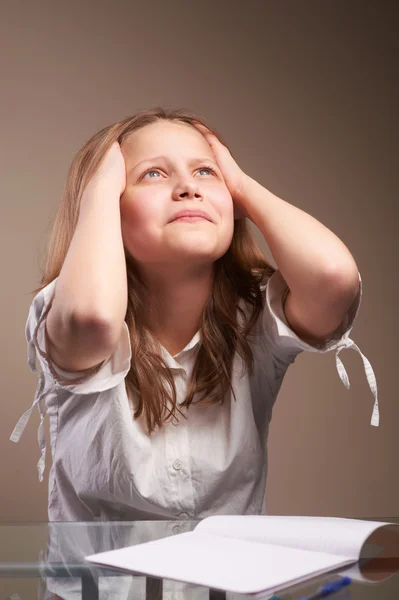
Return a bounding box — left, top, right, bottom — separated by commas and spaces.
173, 181, 203, 200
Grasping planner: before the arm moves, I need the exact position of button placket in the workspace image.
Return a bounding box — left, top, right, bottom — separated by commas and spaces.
166, 367, 195, 520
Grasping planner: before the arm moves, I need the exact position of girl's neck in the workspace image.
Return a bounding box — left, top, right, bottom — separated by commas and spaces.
144, 265, 214, 354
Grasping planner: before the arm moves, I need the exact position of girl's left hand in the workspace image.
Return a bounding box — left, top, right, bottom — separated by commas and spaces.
192, 121, 249, 220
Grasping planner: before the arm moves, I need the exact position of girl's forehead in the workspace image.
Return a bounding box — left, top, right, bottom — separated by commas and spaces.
123, 121, 212, 161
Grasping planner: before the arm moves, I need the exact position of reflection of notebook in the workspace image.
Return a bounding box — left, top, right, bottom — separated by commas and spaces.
85, 516, 399, 596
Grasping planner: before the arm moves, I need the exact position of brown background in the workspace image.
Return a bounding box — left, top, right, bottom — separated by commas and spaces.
1, 0, 397, 522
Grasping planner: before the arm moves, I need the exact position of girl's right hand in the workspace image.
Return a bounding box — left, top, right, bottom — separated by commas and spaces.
86, 141, 127, 197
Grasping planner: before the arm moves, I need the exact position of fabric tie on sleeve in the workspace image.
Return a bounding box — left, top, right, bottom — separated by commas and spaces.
334, 335, 379, 427
10, 323, 48, 482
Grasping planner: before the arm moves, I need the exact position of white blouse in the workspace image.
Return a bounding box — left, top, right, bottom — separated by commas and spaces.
11, 269, 378, 522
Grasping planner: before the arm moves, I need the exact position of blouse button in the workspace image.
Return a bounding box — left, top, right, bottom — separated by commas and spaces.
173, 459, 182, 471
172, 525, 182, 534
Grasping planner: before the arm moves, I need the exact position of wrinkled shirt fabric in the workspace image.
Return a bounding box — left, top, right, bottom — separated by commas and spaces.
11, 269, 378, 524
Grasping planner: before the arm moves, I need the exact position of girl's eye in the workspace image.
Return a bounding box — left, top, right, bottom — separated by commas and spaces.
197, 166, 216, 176
142, 169, 161, 179
142, 166, 216, 180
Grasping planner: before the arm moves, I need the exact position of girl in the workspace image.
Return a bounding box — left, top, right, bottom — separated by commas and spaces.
11, 106, 378, 523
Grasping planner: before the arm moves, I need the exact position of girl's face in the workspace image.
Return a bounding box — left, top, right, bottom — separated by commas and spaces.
120, 120, 234, 272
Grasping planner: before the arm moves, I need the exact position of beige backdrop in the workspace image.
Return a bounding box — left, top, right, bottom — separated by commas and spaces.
1, 0, 397, 522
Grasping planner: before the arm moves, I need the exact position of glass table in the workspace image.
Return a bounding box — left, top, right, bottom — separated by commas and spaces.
0, 518, 398, 600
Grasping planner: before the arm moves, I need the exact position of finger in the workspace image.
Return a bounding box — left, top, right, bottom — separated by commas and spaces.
192, 120, 210, 132
192, 121, 218, 144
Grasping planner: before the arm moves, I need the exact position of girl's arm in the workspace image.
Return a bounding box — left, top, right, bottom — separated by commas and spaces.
238, 176, 360, 344
45, 144, 128, 372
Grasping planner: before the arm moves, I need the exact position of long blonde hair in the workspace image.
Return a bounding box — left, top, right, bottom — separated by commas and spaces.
32, 106, 276, 434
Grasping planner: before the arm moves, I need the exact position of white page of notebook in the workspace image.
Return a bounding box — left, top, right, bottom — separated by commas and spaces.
196, 516, 389, 559
85, 531, 354, 595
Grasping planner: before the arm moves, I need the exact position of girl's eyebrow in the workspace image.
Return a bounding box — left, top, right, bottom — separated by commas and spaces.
129, 155, 219, 176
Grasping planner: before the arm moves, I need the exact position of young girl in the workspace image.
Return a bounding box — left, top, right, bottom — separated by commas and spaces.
11, 106, 378, 523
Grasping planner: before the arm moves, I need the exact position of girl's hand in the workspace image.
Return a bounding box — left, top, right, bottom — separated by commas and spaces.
192, 122, 249, 220
86, 141, 127, 198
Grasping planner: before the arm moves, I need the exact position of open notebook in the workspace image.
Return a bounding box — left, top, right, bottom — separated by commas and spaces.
85, 516, 398, 596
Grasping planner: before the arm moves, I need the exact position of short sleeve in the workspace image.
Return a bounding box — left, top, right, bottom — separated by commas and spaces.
11, 277, 132, 482
260, 269, 379, 427
26, 277, 132, 395
261, 269, 362, 361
